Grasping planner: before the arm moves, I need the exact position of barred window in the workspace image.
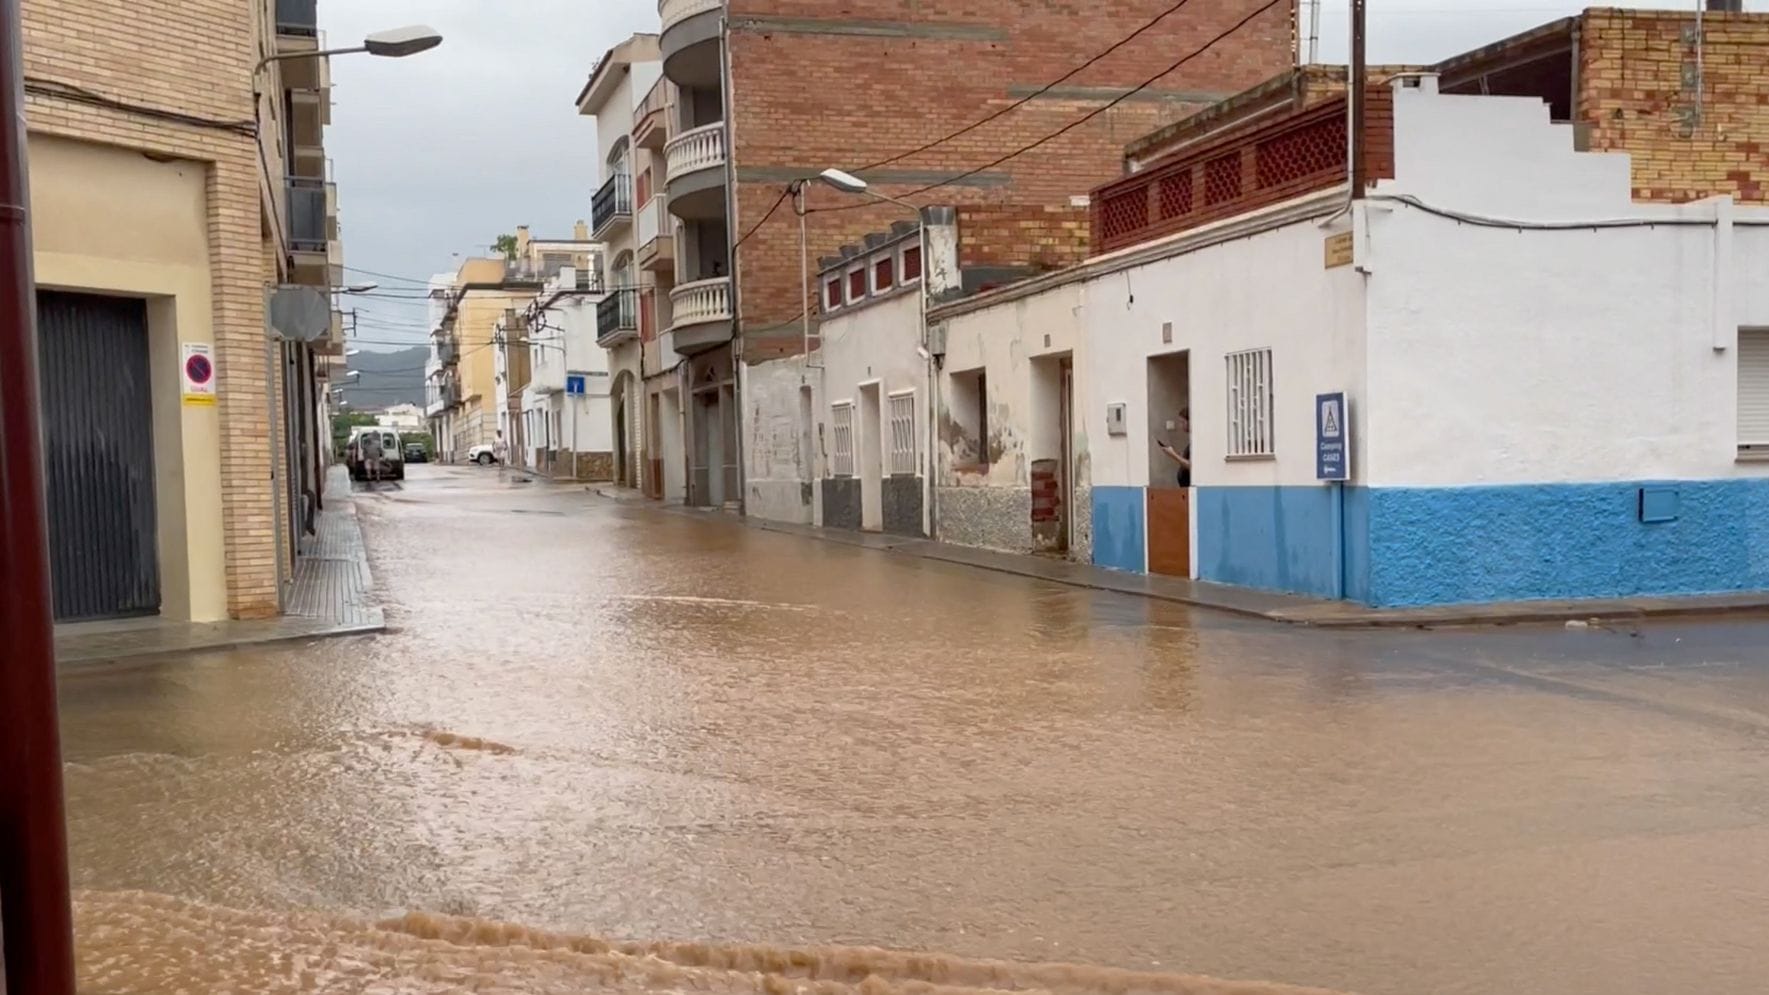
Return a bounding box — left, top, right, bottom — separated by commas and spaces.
888, 391, 916, 476
831, 402, 855, 477
1225, 348, 1274, 459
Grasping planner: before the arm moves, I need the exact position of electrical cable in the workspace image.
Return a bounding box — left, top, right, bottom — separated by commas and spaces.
854, 0, 1201, 172
1373, 193, 1726, 230
23, 76, 257, 135
839, 0, 1287, 209
732, 184, 797, 250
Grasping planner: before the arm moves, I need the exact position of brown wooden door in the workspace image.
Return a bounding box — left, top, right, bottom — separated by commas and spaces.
1147, 487, 1191, 578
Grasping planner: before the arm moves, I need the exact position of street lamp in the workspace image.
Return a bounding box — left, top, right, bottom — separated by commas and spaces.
816, 167, 937, 537
344, 348, 361, 357
339, 283, 379, 294
255, 25, 443, 76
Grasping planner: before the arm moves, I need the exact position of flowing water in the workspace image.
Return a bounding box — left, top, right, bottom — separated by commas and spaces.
56, 466, 1769, 994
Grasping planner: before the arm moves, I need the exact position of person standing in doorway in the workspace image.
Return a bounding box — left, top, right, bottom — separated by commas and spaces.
1157, 408, 1191, 487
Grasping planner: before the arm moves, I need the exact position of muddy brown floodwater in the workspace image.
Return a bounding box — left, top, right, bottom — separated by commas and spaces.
56, 466, 1769, 994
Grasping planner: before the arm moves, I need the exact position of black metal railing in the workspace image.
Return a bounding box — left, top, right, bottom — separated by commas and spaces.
591, 173, 633, 234
597, 290, 637, 342
275, 0, 318, 36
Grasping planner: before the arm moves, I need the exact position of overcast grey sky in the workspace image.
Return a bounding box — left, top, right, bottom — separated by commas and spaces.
324, 0, 1723, 352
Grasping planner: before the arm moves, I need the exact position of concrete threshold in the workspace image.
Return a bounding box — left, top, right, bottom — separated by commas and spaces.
55, 467, 386, 666
731, 516, 1769, 629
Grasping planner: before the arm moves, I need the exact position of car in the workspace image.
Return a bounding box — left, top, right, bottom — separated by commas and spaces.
403, 443, 428, 464
466, 443, 499, 466
346, 427, 405, 481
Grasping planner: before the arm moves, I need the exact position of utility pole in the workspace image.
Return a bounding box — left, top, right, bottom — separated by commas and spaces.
0, 0, 80, 990
1349, 0, 1367, 199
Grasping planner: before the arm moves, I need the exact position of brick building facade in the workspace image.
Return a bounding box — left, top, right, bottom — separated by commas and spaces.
22, 0, 341, 620
725, 0, 1297, 353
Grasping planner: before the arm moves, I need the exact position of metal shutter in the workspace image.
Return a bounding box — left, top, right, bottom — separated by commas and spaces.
1739, 330, 1769, 448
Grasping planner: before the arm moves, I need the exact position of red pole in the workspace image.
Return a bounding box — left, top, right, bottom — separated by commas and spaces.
0, 0, 80, 991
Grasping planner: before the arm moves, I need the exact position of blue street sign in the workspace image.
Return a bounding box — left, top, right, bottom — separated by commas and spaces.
565, 374, 587, 396
1316, 391, 1349, 482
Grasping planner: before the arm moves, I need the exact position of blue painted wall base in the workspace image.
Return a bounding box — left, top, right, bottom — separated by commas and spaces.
1091, 486, 1145, 573
1194, 486, 1361, 599
1366, 479, 1769, 607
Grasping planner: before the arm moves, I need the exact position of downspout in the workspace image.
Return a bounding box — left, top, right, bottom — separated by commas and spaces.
720, 9, 746, 514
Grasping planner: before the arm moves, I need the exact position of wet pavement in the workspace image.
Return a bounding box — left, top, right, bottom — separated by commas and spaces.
57, 464, 1769, 994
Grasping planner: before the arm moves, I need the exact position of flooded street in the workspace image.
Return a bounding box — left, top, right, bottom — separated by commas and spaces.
58, 466, 1769, 994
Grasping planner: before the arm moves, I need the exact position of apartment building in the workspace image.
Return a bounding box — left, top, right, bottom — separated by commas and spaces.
578, 36, 664, 494
21, 0, 345, 622
636, 0, 1295, 510
492, 225, 601, 470
522, 260, 614, 480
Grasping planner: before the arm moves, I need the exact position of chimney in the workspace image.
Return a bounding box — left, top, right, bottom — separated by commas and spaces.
573, 219, 589, 240
515, 225, 531, 258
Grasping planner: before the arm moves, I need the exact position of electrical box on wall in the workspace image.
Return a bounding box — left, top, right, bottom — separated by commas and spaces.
1639, 486, 1680, 524
1106, 403, 1128, 436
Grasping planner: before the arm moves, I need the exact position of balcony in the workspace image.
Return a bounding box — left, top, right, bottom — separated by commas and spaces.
598, 289, 639, 347
636, 197, 674, 273
275, 0, 317, 37
436, 335, 459, 365
592, 173, 633, 238
664, 276, 732, 356
287, 178, 333, 285
659, 0, 723, 88
633, 78, 672, 151
664, 123, 726, 220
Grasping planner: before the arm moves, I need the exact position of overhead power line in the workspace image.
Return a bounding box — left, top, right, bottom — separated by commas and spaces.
887, 0, 1287, 205
854, 0, 1200, 172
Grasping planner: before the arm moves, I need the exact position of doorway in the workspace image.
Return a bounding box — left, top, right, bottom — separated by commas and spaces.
858, 382, 883, 531
1029, 354, 1073, 555
36, 291, 162, 620
1146, 351, 1191, 578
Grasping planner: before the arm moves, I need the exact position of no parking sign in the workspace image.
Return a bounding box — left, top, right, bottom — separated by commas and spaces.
182, 343, 216, 406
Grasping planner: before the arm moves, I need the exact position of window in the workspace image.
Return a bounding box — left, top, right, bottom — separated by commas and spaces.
888, 391, 916, 475
847, 266, 867, 304
902, 243, 922, 283
1225, 348, 1274, 459
873, 255, 895, 293
824, 274, 843, 312
1740, 329, 1769, 453
831, 402, 855, 476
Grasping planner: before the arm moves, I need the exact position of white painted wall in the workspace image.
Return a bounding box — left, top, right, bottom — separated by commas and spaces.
939, 283, 1088, 490
1363, 78, 1769, 487
742, 354, 818, 524
819, 288, 930, 494
1082, 208, 1368, 492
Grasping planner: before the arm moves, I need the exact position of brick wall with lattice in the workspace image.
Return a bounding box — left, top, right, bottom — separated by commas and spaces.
1090, 87, 1392, 255
728, 0, 1296, 352
1579, 9, 1769, 204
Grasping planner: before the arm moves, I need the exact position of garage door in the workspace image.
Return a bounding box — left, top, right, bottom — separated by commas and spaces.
36, 291, 161, 621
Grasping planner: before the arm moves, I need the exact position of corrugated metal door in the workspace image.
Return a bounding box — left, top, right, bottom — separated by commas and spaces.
36, 291, 161, 621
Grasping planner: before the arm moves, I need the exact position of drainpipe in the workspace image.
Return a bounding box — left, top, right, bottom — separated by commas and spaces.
719, 11, 746, 514
0, 0, 78, 985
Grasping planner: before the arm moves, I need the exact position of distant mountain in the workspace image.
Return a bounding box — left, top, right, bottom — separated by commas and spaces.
342, 346, 426, 410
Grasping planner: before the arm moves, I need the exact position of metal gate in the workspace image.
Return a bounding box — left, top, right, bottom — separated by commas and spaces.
36, 291, 161, 621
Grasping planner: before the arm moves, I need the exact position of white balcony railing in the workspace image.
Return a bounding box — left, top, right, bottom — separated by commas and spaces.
664, 123, 726, 184
660, 0, 722, 34
669, 276, 733, 328
637, 196, 667, 250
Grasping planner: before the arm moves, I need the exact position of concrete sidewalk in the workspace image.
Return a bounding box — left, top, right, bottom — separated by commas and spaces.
731, 516, 1769, 629
55, 467, 385, 665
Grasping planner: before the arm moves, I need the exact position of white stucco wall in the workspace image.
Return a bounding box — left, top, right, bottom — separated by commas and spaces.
742, 354, 818, 524
1364, 79, 1769, 488
816, 290, 931, 532
936, 283, 1092, 553
1083, 208, 1369, 492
